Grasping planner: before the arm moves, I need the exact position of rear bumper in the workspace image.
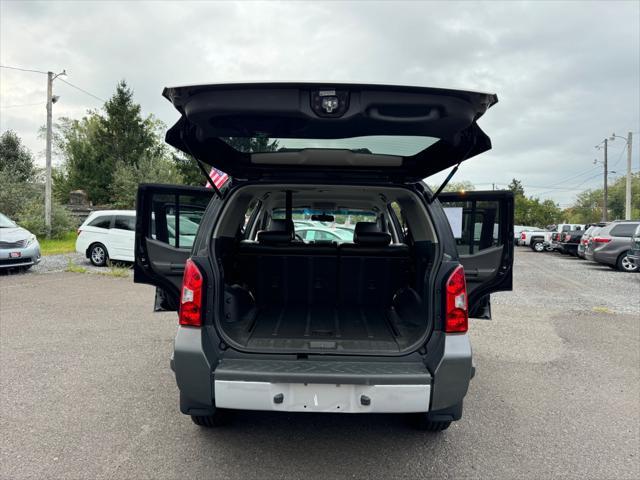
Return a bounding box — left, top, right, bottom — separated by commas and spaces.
173, 326, 472, 415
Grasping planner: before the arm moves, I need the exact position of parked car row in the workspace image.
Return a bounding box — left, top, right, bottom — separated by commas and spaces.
517, 220, 640, 272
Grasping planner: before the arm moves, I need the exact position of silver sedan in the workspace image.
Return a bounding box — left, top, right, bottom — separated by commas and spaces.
0, 213, 41, 270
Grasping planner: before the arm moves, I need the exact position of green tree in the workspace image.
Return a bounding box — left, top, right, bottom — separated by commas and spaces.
563, 174, 640, 222
110, 154, 183, 208
172, 152, 205, 186
507, 178, 525, 196
0, 130, 36, 182
443, 180, 475, 192
54, 80, 168, 204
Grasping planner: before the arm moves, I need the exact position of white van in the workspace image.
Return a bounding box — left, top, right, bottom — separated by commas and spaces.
76, 210, 136, 266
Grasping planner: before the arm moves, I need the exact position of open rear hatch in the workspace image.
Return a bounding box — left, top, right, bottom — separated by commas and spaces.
163, 82, 498, 182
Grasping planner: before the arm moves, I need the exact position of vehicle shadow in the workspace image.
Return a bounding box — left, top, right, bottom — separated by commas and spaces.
190, 410, 452, 477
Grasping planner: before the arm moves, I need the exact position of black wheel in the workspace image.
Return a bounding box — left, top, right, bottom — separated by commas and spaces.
531, 241, 545, 252
190, 409, 232, 427
89, 243, 108, 267
412, 414, 452, 432
617, 252, 638, 273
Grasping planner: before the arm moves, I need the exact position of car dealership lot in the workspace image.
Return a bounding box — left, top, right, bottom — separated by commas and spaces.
1, 250, 638, 479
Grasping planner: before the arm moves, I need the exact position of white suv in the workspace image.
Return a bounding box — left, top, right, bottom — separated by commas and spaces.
76, 210, 136, 266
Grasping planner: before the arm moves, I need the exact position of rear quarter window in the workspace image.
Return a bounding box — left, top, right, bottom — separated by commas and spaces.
609, 224, 638, 238
88, 216, 112, 229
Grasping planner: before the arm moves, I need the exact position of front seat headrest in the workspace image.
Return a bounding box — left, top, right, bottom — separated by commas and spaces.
353, 222, 391, 246
257, 218, 294, 244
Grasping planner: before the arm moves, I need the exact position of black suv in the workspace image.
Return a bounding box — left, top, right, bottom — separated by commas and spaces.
134, 83, 514, 431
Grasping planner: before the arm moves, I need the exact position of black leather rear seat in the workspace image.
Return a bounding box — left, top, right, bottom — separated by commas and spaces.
236, 220, 409, 308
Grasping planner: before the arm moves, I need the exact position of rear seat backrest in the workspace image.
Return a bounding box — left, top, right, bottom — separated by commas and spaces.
238, 218, 338, 306
338, 222, 409, 306
236, 221, 409, 308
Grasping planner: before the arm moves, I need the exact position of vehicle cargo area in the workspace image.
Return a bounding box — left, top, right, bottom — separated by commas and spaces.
215, 185, 437, 354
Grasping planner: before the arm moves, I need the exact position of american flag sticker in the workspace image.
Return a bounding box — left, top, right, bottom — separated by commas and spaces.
206, 167, 229, 189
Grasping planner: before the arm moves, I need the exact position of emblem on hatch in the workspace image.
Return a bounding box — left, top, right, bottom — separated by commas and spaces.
321, 96, 339, 114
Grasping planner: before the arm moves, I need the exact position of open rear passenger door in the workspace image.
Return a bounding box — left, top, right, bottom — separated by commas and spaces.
438, 191, 514, 319
134, 184, 214, 311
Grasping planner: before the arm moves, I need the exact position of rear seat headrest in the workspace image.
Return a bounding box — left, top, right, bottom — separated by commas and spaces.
354, 222, 391, 246
257, 218, 294, 245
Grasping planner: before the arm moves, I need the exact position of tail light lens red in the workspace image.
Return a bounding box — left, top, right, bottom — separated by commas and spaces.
520, 232, 526, 240
445, 265, 468, 333
565, 235, 571, 241
179, 259, 204, 327
593, 237, 611, 243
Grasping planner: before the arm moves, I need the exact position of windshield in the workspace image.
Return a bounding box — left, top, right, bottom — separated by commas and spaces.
0, 213, 17, 228
222, 135, 439, 157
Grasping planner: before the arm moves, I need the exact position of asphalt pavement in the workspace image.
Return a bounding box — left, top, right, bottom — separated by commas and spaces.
1, 249, 639, 479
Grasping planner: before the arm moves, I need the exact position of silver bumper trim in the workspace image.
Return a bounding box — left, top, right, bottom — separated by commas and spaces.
215, 380, 430, 413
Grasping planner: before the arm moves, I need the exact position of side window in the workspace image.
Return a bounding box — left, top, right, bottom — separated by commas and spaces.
241, 200, 261, 239
444, 200, 501, 255
114, 215, 135, 231
389, 202, 407, 243
150, 193, 210, 249
610, 224, 637, 238
89, 216, 112, 229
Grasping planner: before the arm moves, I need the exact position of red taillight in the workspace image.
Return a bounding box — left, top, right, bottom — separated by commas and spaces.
593, 237, 611, 243
445, 265, 468, 333
565, 235, 571, 241
179, 259, 203, 327
520, 232, 526, 240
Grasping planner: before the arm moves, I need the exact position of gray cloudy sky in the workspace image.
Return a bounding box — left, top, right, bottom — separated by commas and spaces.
1, 0, 639, 206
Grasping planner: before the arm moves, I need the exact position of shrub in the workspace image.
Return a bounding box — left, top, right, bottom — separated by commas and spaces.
0, 176, 41, 219
15, 198, 75, 239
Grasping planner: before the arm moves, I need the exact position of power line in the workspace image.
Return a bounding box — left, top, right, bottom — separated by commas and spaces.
531, 172, 604, 197
0, 101, 46, 109
57, 78, 105, 103
0, 64, 48, 74
542, 165, 601, 188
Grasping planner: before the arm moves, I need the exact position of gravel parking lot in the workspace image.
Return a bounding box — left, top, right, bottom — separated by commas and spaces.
1, 248, 638, 479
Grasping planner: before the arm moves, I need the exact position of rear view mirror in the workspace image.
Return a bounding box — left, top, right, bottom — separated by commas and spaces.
311, 214, 334, 222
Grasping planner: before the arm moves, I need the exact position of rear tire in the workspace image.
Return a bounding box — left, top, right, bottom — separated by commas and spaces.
412, 414, 452, 432
531, 241, 545, 252
88, 243, 108, 267
190, 409, 233, 427
617, 252, 638, 272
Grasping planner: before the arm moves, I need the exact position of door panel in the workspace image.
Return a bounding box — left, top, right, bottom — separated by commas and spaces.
134, 184, 214, 311
438, 191, 514, 319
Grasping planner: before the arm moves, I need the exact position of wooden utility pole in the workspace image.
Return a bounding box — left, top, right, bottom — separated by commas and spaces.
602, 138, 608, 222
45, 71, 53, 238
625, 132, 633, 220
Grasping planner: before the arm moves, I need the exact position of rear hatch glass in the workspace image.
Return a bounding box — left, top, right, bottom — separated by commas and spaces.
163, 83, 498, 182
